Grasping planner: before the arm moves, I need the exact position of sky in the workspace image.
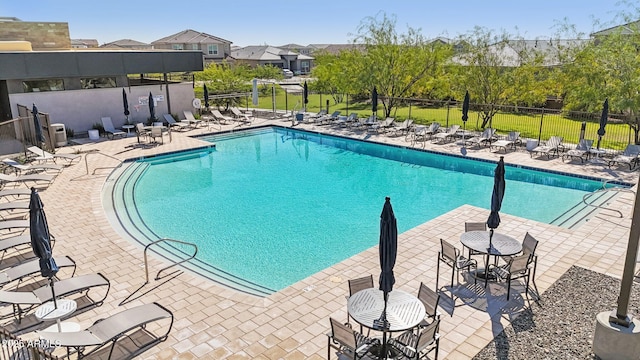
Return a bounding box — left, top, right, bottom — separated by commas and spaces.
1, 1, 633, 47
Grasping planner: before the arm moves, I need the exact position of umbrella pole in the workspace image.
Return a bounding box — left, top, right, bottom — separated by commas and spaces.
49, 277, 58, 309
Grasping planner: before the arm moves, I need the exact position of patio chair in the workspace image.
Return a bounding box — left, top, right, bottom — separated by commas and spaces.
491, 131, 521, 153
0, 173, 55, 190
148, 126, 164, 145
211, 109, 234, 125
488, 253, 536, 300
2, 158, 63, 176
464, 222, 487, 260
416, 282, 440, 327
37, 302, 173, 360
608, 144, 640, 170
135, 122, 150, 143
388, 318, 440, 360
464, 128, 496, 148
163, 114, 190, 131
327, 317, 379, 360
0, 273, 110, 325
230, 107, 252, 125
562, 139, 593, 163
26, 146, 81, 165
100, 117, 126, 140
436, 238, 477, 290
0, 255, 76, 289
183, 110, 204, 128
432, 125, 460, 144
530, 136, 564, 159
346, 275, 373, 332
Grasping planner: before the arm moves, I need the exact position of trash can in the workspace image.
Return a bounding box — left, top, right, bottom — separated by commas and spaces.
51, 123, 67, 147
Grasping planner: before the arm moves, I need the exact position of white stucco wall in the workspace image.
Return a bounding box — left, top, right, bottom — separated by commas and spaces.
9, 83, 196, 133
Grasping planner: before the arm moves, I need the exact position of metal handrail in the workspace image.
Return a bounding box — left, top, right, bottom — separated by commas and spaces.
144, 238, 198, 284
582, 183, 635, 218
84, 150, 121, 175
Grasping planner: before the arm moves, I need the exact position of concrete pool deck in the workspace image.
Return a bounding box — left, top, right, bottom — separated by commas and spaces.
6, 115, 639, 359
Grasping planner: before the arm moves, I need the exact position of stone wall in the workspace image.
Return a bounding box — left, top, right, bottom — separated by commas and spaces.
0, 20, 71, 50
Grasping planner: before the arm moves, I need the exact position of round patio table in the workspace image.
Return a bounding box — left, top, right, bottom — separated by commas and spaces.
460, 230, 522, 286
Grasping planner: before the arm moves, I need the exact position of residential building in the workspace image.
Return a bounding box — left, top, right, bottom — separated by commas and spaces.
231, 45, 313, 74
100, 39, 152, 50
0, 17, 70, 50
71, 39, 99, 48
152, 29, 232, 64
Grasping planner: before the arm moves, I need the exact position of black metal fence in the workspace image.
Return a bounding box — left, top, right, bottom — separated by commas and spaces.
0, 327, 59, 360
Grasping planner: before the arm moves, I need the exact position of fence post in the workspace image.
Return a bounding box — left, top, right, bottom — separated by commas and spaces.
446, 102, 450, 128
538, 109, 545, 143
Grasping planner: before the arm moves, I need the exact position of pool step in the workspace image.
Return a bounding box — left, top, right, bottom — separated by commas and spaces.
201, 127, 273, 142
105, 161, 275, 297
550, 190, 620, 229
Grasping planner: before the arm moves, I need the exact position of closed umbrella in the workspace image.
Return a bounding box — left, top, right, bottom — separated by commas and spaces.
303, 81, 309, 112
122, 89, 130, 124
596, 98, 608, 150
461, 91, 470, 155
148, 92, 155, 121
29, 187, 59, 308
203, 84, 210, 109
487, 156, 506, 251
374, 196, 397, 359
372, 86, 378, 120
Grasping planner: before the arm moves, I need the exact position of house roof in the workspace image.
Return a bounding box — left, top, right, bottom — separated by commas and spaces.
71, 39, 99, 47
591, 20, 640, 36
100, 39, 150, 48
231, 46, 288, 61
310, 43, 364, 55
152, 29, 231, 45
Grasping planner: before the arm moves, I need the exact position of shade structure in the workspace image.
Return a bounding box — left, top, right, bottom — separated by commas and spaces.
303, 81, 309, 111
203, 84, 210, 109
487, 157, 506, 248
462, 91, 470, 122
29, 187, 59, 307
122, 89, 130, 123
148, 92, 155, 121
32, 103, 44, 144
596, 98, 608, 150
372, 86, 378, 117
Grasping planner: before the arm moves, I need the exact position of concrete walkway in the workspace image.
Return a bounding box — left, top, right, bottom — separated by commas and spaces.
5, 115, 638, 359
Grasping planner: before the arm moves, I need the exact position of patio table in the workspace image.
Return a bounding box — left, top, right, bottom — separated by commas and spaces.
460, 230, 522, 286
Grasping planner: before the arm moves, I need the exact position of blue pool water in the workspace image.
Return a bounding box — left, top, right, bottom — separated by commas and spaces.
117, 127, 618, 292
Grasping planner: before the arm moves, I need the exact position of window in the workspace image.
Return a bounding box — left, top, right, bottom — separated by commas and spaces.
208, 44, 218, 55
81, 77, 116, 89
172, 44, 184, 50
301, 61, 310, 74
191, 44, 199, 50
22, 79, 64, 92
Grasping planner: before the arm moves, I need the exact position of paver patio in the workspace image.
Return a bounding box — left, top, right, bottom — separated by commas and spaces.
4, 114, 638, 359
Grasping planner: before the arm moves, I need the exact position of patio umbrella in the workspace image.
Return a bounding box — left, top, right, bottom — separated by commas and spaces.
122, 89, 130, 124
596, 98, 608, 150
372, 86, 378, 120
461, 91, 470, 155
148, 92, 155, 121
303, 81, 309, 112
29, 187, 59, 308
487, 156, 506, 250
203, 84, 210, 109
32, 103, 45, 144
375, 197, 397, 359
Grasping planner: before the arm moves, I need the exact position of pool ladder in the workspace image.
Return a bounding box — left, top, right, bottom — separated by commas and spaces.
582, 180, 636, 218
120, 238, 198, 305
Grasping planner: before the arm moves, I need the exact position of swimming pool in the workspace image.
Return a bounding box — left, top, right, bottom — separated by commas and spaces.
104, 126, 626, 295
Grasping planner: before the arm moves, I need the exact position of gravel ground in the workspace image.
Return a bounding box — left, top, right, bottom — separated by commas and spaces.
473, 266, 640, 360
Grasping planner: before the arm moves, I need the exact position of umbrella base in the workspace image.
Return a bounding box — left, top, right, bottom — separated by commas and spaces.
473, 269, 497, 281
369, 344, 400, 359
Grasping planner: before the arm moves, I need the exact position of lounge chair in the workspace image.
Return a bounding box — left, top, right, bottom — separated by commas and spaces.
211, 109, 234, 125
368, 117, 395, 133
37, 302, 173, 360
2, 159, 63, 176
0, 201, 29, 220
309, 109, 327, 122
0, 235, 33, 265
0, 255, 76, 289
432, 125, 460, 144
530, 136, 563, 158
562, 139, 593, 163
100, 117, 126, 139
491, 131, 521, 153
0, 189, 31, 203
27, 146, 80, 165
608, 144, 640, 170
162, 114, 190, 131
464, 128, 496, 148
319, 110, 341, 125
387, 119, 413, 137
0, 173, 55, 190
0, 220, 29, 236
182, 111, 204, 128
0, 273, 110, 325
230, 107, 252, 125
335, 113, 358, 127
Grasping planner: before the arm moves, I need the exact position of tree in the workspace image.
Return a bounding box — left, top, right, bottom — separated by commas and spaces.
195, 62, 252, 108
353, 13, 452, 118
252, 65, 284, 95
